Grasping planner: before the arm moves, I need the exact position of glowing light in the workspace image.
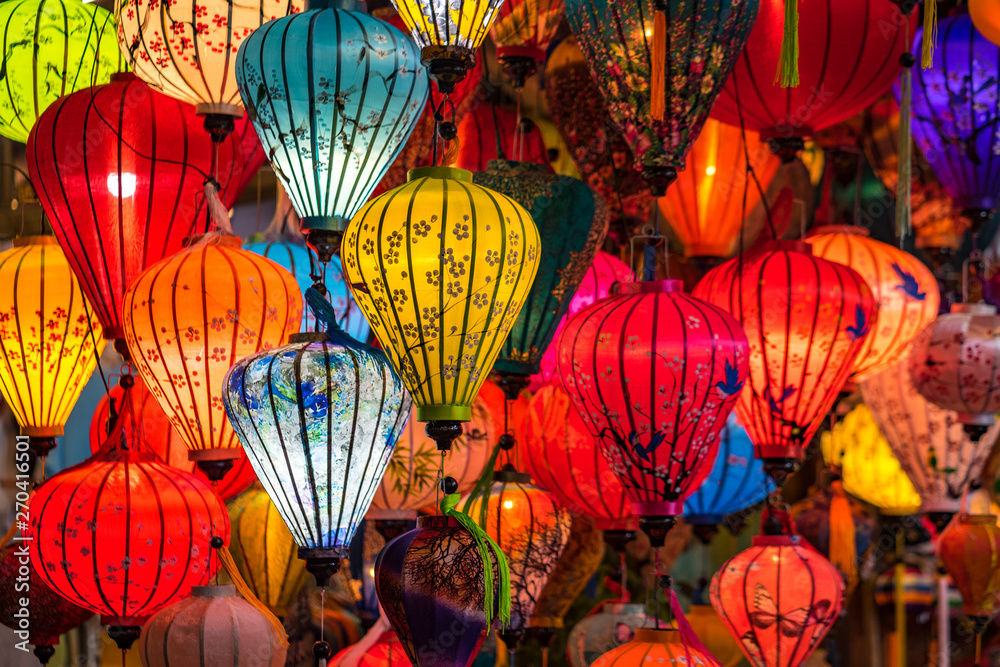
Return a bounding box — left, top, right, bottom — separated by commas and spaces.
503, 500, 514, 510
705, 165, 716, 175
106, 172, 136, 198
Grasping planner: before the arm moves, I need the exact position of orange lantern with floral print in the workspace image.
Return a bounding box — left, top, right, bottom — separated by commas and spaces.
937, 514, 1000, 634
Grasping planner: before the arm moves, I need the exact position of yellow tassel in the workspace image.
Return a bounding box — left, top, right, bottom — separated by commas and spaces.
829, 481, 858, 590
775, 0, 800, 87
442, 137, 460, 166
218, 545, 289, 648
651, 8, 667, 122
0, 522, 19, 550
922, 0, 936, 69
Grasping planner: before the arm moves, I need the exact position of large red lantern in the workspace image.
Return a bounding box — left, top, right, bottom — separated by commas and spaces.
693, 241, 877, 483
937, 514, 1000, 632
26, 72, 244, 345
557, 279, 749, 544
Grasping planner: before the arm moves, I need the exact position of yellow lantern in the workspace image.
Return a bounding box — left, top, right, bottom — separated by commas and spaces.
0, 236, 104, 457
342, 166, 540, 450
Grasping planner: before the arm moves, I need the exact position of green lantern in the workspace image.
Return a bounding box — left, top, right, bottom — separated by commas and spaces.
0, 0, 122, 143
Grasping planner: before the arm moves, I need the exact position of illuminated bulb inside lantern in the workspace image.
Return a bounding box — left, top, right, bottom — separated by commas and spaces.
503, 500, 514, 510
644, 28, 652, 37
706, 165, 717, 176
107, 172, 137, 198
368, 566, 375, 579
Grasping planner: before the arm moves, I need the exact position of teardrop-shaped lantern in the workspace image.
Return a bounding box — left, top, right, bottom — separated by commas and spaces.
0, 236, 104, 457
342, 166, 541, 450
490, 0, 564, 87
693, 241, 877, 484
557, 279, 749, 544
223, 309, 412, 585
236, 3, 429, 258
937, 514, 1000, 633
473, 159, 607, 394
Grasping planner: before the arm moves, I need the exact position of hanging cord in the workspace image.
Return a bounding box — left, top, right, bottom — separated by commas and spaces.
897, 21, 914, 245
81, 295, 110, 399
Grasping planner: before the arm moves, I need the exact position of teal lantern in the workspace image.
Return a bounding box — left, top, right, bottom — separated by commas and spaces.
473, 160, 608, 397
235, 0, 430, 261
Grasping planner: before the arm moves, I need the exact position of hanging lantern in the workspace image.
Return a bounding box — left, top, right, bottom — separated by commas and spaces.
490, 0, 564, 88
693, 241, 877, 484
564, 0, 759, 194
658, 118, 781, 261
456, 105, 553, 173
27, 72, 245, 347
937, 515, 1000, 632
342, 166, 541, 451
861, 359, 1000, 520
0, 236, 104, 457
223, 296, 412, 585
805, 225, 940, 381
590, 628, 718, 666
970, 0, 1000, 47
557, 279, 749, 543
235, 3, 429, 259
908, 304, 1000, 439
474, 159, 608, 395
138, 584, 287, 667
226, 485, 309, 618
331, 623, 410, 665
686, 605, 744, 667
0, 0, 122, 143
711, 0, 915, 161
710, 531, 845, 667
566, 602, 652, 667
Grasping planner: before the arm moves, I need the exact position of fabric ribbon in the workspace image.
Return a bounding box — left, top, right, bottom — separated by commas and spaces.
776, 0, 800, 87
651, 2, 667, 121
204, 180, 235, 235
667, 588, 722, 666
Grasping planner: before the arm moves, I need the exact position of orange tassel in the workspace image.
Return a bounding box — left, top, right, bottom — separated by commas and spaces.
651, 8, 667, 121
829, 481, 858, 590
442, 137, 460, 166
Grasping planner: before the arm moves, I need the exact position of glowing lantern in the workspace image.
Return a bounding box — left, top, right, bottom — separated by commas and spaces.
693, 241, 877, 483
658, 118, 781, 260
490, 0, 564, 87
710, 532, 845, 667
0, 237, 104, 457
235, 2, 428, 258
970, 0, 1000, 47
711, 0, 915, 160
908, 304, 1000, 438
937, 515, 1000, 632
28, 72, 245, 345
590, 628, 718, 666
0, 0, 122, 143
456, 105, 553, 172
557, 279, 749, 543
342, 166, 541, 450
331, 624, 410, 665
564, 0, 759, 193
566, 602, 652, 667
806, 225, 940, 381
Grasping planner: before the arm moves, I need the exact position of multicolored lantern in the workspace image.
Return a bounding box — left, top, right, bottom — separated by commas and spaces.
0, 236, 104, 457
342, 166, 540, 450
566, 602, 652, 667
455, 104, 553, 173
693, 241, 877, 483
0, 0, 122, 143
937, 514, 1000, 632
490, 0, 564, 87
557, 279, 749, 543
590, 628, 718, 666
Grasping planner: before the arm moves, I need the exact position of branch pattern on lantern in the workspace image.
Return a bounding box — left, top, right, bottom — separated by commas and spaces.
391, 0, 504, 53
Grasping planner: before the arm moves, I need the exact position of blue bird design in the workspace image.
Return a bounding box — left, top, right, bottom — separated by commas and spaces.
845, 304, 870, 342
891, 262, 926, 301
715, 359, 745, 397
763, 384, 796, 416
630, 430, 667, 462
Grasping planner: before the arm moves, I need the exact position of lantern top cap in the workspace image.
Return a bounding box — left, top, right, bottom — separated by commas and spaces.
408, 166, 473, 183
950, 303, 998, 316
13, 235, 58, 247
751, 534, 800, 547
612, 279, 684, 295
807, 224, 871, 239
633, 628, 681, 644
190, 585, 237, 598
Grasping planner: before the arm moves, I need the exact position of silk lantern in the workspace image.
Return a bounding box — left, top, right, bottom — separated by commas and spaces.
590, 628, 718, 667
138, 585, 287, 667
0, 236, 104, 457
566, 603, 652, 667
557, 279, 749, 543
28, 72, 245, 345
711, 531, 845, 667
331, 623, 410, 665
711, 0, 914, 161
806, 225, 940, 381
970, 0, 1000, 47
490, 0, 564, 87
908, 304, 1000, 439
693, 241, 877, 484
937, 514, 1000, 632
224, 298, 412, 585
342, 166, 541, 450
455, 105, 553, 173
235, 2, 428, 259
473, 159, 608, 393
0, 0, 122, 143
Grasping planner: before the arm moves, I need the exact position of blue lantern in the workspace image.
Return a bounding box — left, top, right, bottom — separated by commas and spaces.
235, 0, 430, 260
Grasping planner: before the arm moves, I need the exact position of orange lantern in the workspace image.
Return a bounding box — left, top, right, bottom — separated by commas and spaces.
806, 225, 940, 381
658, 118, 781, 260
590, 628, 717, 666
122, 234, 302, 479
970, 0, 1000, 49
937, 514, 1000, 632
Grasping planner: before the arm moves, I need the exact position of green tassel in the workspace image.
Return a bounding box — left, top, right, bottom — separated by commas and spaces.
440, 493, 512, 630
462, 442, 502, 528
775, 0, 800, 88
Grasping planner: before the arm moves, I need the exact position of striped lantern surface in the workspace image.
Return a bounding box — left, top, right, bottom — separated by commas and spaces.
590, 628, 718, 667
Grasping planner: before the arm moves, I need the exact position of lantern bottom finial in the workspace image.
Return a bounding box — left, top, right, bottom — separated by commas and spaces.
925, 511, 956, 533
638, 515, 677, 547
960, 208, 994, 235
498, 54, 538, 90
302, 228, 345, 263
300, 547, 348, 587
107, 625, 142, 650
498, 628, 526, 653
493, 372, 532, 401
641, 166, 678, 197
691, 523, 719, 545
603, 529, 638, 553
763, 457, 802, 487
28, 436, 56, 459
963, 423, 992, 441
421, 46, 473, 95
195, 459, 235, 481
766, 137, 806, 163
424, 420, 464, 451
33, 644, 55, 664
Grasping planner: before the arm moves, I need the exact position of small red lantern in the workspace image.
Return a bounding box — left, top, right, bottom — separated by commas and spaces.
693, 241, 877, 483
455, 103, 551, 172
557, 279, 749, 544
937, 514, 1000, 632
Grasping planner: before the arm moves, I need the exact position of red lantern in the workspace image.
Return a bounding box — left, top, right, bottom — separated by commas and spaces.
710, 532, 845, 667
26, 72, 244, 344
557, 279, 749, 544
693, 241, 877, 483
937, 514, 1000, 631
231, 115, 268, 202
455, 103, 552, 172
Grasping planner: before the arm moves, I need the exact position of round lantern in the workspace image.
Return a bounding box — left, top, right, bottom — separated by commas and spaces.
908, 303, 1000, 438
686, 605, 744, 667
226, 486, 309, 618
937, 515, 1000, 631
566, 602, 651, 667
490, 0, 564, 87
27, 72, 245, 345
970, 0, 1000, 47
138, 584, 287, 667
806, 225, 940, 381
710, 532, 845, 667
0, 0, 122, 143
224, 315, 412, 585
342, 166, 541, 451
122, 234, 303, 475
711, 0, 915, 160
455, 104, 553, 173
590, 628, 717, 666
235, 2, 428, 259
0, 236, 104, 457
557, 279, 749, 543
861, 358, 1000, 517
658, 118, 781, 260
473, 159, 608, 391
693, 241, 877, 484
